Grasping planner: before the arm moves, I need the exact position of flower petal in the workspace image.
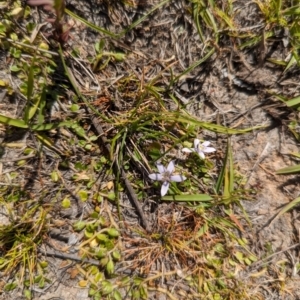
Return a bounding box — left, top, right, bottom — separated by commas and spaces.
161, 181, 170, 196
156, 163, 165, 174
198, 151, 205, 159
203, 146, 216, 153
182, 147, 194, 153
166, 160, 175, 173
170, 174, 186, 182
194, 139, 200, 149
149, 173, 163, 181
202, 141, 210, 147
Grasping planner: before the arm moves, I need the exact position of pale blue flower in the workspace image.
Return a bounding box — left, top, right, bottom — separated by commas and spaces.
182, 139, 216, 159
149, 161, 186, 196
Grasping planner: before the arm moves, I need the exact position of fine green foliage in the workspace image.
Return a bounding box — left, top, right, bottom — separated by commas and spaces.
276, 164, 300, 174
0, 188, 49, 287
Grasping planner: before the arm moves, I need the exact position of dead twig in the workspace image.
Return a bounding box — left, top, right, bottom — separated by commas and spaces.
89, 111, 150, 232
0, 154, 36, 162
247, 242, 300, 271
38, 247, 101, 266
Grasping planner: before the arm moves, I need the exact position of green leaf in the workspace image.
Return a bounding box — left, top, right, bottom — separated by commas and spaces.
69, 122, 89, 140
228, 140, 234, 193
282, 5, 300, 16
234, 251, 244, 263
166, 113, 262, 134
4, 282, 17, 291
61, 197, 71, 208
140, 284, 148, 300
291, 152, 300, 158
0, 114, 28, 128
106, 228, 119, 238
283, 53, 297, 73
101, 280, 113, 295
276, 164, 300, 174
96, 233, 108, 242
0, 79, 7, 86
274, 197, 300, 221
25, 92, 43, 122
119, 0, 171, 37
39, 277, 45, 288
285, 95, 300, 107
70, 104, 80, 112
174, 48, 215, 82
65, 9, 118, 38
215, 139, 230, 194
162, 194, 213, 202
31, 120, 72, 131
147, 142, 161, 161
39, 261, 48, 268
107, 191, 116, 201
112, 250, 121, 261
37, 86, 47, 125
106, 259, 114, 275
95, 39, 105, 53
27, 57, 35, 102
24, 289, 32, 300
51, 171, 59, 182
78, 190, 88, 201
73, 221, 86, 231
223, 139, 234, 198
112, 290, 122, 300
36, 132, 54, 148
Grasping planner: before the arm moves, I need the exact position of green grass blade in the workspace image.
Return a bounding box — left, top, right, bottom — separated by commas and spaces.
65, 9, 118, 38
215, 139, 229, 194
228, 139, 234, 193
275, 0, 282, 18
31, 120, 72, 131
26, 97, 41, 122
119, 0, 171, 37
162, 194, 213, 202
37, 85, 46, 125
27, 57, 35, 102
224, 165, 230, 198
282, 5, 300, 16
110, 131, 123, 161
193, 4, 205, 43
285, 95, 300, 107
276, 164, 300, 174
291, 152, 300, 158
26, 85, 45, 123
174, 48, 215, 82
223, 139, 234, 199
214, 7, 235, 29
203, 8, 218, 36
24, 56, 36, 123
166, 113, 263, 134
283, 53, 297, 73
36, 132, 54, 148
0, 115, 28, 128
275, 197, 300, 219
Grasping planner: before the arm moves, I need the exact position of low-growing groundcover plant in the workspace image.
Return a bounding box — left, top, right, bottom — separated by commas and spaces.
0, 2, 258, 299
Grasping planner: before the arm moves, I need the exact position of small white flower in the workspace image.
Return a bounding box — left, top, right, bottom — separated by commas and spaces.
182, 139, 216, 159
148, 160, 186, 197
